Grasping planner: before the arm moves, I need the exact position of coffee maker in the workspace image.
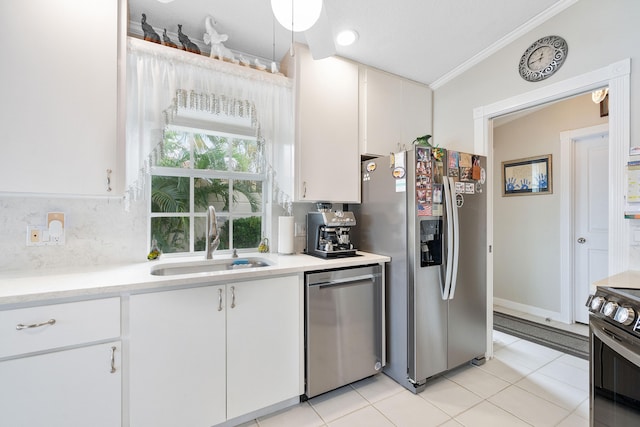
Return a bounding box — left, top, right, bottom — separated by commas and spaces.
306, 211, 358, 258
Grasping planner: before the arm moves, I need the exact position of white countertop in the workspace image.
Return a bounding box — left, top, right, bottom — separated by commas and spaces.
0, 252, 390, 306
593, 270, 640, 290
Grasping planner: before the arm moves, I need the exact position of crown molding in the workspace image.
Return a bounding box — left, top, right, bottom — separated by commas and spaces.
430, 0, 579, 90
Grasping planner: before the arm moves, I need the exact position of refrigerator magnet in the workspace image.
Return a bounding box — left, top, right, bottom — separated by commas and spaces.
392, 167, 406, 179
460, 167, 472, 181
433, 184, 443, 203
366, 161, 377, 172
464, 183, 475, 194
455, 181, 465, 193
448, 151, 460, 170
459, 152, 472, 167
417, 204, 432, 216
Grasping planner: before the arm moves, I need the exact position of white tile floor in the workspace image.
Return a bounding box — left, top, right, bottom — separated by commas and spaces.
241, 331, 589, 427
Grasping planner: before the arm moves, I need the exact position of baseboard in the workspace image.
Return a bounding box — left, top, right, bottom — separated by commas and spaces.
493, 297, 566, 323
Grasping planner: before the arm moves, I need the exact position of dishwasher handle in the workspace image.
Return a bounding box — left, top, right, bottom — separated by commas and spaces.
310, 273, 380, 288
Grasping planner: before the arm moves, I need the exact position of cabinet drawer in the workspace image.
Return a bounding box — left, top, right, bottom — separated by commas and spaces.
0, 298, 120, 358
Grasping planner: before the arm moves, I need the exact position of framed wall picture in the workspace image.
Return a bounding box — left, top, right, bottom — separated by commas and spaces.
502, 154, 552, 196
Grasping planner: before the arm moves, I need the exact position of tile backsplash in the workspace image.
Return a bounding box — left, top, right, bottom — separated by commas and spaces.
0, 195, 147, 272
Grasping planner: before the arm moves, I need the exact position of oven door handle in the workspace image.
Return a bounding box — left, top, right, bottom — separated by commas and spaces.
592, 321, 640, 368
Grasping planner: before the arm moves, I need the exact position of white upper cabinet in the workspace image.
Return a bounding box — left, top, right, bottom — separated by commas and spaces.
282, 44, 360, 203
359, 67, 432, 156
0, 0, 120, 195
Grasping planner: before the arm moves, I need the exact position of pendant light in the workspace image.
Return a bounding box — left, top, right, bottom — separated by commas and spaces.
270, 0, 323, 32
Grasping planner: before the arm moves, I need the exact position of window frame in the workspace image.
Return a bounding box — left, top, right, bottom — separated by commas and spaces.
149, 122, 266, 256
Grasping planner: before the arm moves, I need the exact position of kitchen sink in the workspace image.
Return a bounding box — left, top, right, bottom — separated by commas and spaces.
150, 257, 273, 276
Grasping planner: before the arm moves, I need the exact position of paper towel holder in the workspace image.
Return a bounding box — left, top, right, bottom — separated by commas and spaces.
278, 216, 295, 254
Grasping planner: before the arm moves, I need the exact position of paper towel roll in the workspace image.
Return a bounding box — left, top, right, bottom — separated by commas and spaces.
278, 216, 295, 254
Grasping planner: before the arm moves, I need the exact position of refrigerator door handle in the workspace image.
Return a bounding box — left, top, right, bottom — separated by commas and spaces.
442, 174, 454, 300
448, 177, 460, 299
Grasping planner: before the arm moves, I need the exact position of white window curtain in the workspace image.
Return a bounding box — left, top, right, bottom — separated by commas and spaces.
125, 37, 294, 211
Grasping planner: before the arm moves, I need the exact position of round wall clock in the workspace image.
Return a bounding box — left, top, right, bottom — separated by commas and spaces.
518, 35, 568, 82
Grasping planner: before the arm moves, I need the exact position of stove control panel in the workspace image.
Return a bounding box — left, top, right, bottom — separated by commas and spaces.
586, 289, 639, 335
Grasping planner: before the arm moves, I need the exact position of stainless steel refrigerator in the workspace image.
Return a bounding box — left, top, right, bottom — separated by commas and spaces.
352, 146, 487, 393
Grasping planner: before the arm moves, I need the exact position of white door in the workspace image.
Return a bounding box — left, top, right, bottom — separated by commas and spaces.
574, 133, 609, 324
129, 286, 227, 427
226, 276, 301, 419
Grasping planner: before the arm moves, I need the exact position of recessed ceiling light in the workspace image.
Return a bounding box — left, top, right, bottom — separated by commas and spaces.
336, 30, 359, 46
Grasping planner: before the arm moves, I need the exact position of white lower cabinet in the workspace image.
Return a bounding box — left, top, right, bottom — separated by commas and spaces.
129, 275, 301, 427
0, 297, 122, 427
0, 342, 121, 427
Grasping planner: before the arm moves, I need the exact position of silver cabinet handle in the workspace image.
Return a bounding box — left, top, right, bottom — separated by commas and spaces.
218, 288, 223, 311
106, 168, 112, 192
16, 318, 56, 330
303, 181, 307, 199
110, 346, 117, 373
577, 237, 586, 244
231, 286, 236, 308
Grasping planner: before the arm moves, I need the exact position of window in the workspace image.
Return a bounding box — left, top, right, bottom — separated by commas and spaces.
150, 124, 264, 255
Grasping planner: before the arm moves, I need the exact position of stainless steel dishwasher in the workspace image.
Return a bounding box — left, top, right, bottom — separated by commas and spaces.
305, 264, 385, 398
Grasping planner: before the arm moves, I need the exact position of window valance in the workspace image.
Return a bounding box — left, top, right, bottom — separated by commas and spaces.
126, 37, 294, 210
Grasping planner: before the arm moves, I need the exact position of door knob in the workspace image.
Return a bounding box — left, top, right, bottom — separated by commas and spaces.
577, 237, 586, 244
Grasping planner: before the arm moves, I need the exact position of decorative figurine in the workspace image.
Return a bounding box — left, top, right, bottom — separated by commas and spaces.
258, 238, 270, 253
238, 55, 251, 66
162, 29, 178, 49
147, 238, 161, 260
253, 58, 266, 71
413, 134, 433, 147
177, 24, 201, 54
141, 13, 161, 44
204, 16, 236, 62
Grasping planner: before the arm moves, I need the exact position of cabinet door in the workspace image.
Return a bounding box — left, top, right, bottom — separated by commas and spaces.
0, 0, 118, 195
226, 276, 301, 419
294, 45, 360, 203
360, 67, 403, 156
401, 79, 432, 146
129, 286, 226, 427
0, 342, 121, 427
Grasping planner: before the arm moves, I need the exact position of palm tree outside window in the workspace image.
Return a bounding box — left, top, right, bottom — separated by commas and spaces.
150, 126, 264, 255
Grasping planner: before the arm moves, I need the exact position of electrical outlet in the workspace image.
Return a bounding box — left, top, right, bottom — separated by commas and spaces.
295, 222, 306, 237
26, 226, 46, 246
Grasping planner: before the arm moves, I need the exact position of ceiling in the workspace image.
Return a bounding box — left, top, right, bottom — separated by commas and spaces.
128, 0, 575, 87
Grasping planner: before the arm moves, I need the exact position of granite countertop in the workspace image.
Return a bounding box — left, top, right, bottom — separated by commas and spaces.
0, 252, 390, 306
593, 270, 640, 290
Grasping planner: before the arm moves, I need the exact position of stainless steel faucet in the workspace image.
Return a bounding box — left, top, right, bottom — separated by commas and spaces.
205, 205, 220, 259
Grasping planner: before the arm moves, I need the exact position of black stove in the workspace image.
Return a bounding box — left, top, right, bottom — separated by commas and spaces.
587, 287, 640, 336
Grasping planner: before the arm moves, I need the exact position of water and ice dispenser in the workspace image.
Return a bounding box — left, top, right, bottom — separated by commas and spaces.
420, 219, 442, 267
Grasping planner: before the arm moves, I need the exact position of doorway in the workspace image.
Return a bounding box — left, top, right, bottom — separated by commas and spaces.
475, 59, 631, 358
562, 125, 609, 324
492, 96, 608, 328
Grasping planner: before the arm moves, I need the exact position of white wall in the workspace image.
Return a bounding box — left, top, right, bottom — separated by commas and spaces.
434, 0, 640, 271
493, 93, 608, 312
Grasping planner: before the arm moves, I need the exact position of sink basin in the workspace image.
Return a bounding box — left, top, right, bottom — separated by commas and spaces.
150, 257, 273, 276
